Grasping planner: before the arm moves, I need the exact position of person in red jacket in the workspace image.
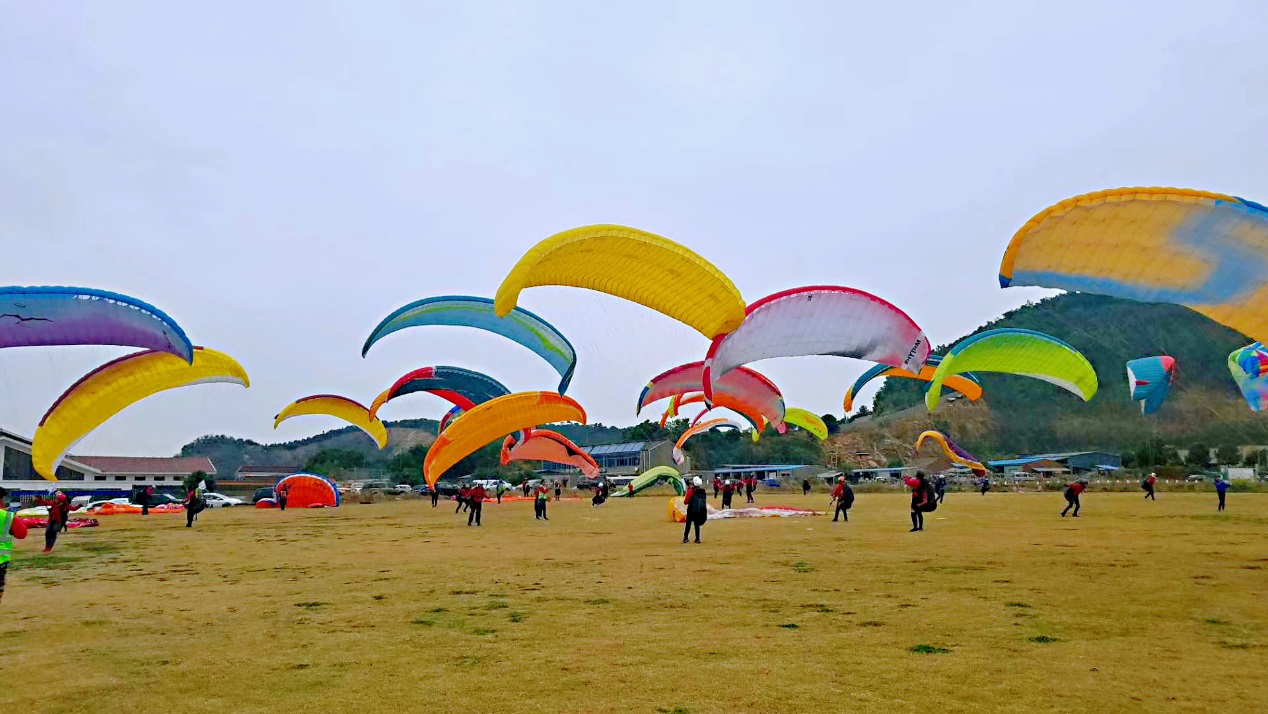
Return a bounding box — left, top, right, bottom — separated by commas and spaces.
712, 477, 722, 498
455, 485, 470, 514
1, 486, 29, 604
1061, 480, 1088, 517
830, 476, 854, 522
34, 490, 70, 552
533, 483, 550, 520
467, 484, 486, 526
1143, 472, 1157, 501
183, 486, 206, 528
745, 476, 756, 504
720, 480, 734, 509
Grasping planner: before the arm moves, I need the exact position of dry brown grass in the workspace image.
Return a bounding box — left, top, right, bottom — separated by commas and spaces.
3, 492, 1266, 713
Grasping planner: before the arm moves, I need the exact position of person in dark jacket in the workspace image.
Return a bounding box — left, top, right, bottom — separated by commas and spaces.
682, 477, 708, 544
720, 480, 734, 509
978, 476, 990, 495
430, 484, 440, 507
1215, 478, 1229, 511
467, 484, 485, 526
277, 483, 289, 511
1061, 480, 1087, 517
183, 486, 206, 528
802, 479, 812, 496
745, 477, 756, 504
1, 486, 30, 605
140, 485, 153, 516
934, 475, 947, 504
35, 491, 71, 552
830, 477, 854, 522
456, 485, 470, 513
909, 472, 932, 532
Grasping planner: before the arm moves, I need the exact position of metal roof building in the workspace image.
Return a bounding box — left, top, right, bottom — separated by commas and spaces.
538, 440, 684, 478
987, 451, 1121, 475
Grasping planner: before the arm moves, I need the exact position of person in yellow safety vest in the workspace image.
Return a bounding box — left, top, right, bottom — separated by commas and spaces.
1, 486, 31, 605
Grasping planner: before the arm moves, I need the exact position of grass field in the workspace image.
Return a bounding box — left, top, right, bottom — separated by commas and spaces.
3, 491, 1266, 713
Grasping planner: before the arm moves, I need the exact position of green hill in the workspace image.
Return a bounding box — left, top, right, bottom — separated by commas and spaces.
867, 293, 1268, 457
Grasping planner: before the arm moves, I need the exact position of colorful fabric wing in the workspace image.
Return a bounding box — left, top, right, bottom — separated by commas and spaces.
424, 392, 586, 486
439, 405, 463, 433
613, 466, 684, 497
499, 429, 599, 477
703, 286, 930, 403
842, 354, 984, 412
1125, 356, 1176, 415
362, 296, 576, 394
914, 430, 986, 475
1000, 187, 1268, 344
1229, 343, 1268, 411
369, 366, 510, 418
274, 473, 341, 508
0, 286, 194, 362
924, 329, 1097, 410
33, 347, 249, 480
495, 225, 746, 339
637, 361, 785, 430
783, 408, 828, 440
672, 418, 741, 464
274, 395, 388, 449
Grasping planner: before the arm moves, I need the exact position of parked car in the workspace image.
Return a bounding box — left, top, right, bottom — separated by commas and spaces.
411, 483, 432, 495
359, 481, 390, 494
204, 493, 245, 508
433, 481, 461, 497
388, 483, 412, 495
252, 487, 275, 503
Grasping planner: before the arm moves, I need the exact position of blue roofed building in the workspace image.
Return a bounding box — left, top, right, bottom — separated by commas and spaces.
536, 440, 682, 478
986, 451, 1121, 476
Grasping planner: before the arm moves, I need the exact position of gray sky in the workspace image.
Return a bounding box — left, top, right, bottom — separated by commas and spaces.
1, 1, 1265, 456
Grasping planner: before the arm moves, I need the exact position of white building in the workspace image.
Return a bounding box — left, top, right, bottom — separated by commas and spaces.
0, 429, 215, 497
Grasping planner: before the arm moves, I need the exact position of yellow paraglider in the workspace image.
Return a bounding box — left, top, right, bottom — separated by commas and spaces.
274, 395, 389, 449
783, 408, 828, 440
424, 391, 587, 486
32, 347, 250, 481
495, 225, 746, 338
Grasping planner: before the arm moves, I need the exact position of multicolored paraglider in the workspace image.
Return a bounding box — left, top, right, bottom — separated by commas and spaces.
362, 296, 577, 393
272, 473, 340, 508
1000, 187, 1268, 344
33, 347, 249, 481
842, 355, 984, 412
1228, 343, 1268, 411
496, 225, 746, 339
274, 395, 388, 449
369, 366, 510, 417
439, 405, 463, 433
1126, 356, 1176, 415
914, 430, 986, 475
637, 361, 786, 431
703, 286, 930, 404
424, 392, 586, 486
613, 466, 684, 497
500, 429, 599, 477
673, 418, 741, 464
925, 328, 1097, 411
0, 286, 194, 361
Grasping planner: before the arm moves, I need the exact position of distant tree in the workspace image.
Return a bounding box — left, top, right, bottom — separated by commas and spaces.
821, 414, 840, 434
849, 405, 871, 422
1185, 442, 1211, 469
387, 444, 429, 484
1120, 451, 1137, 469
1242, 448, 1268, 469
1215, 444, 1241, 466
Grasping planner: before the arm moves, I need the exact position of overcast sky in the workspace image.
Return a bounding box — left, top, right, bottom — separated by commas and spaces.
1, 1, 1265, 457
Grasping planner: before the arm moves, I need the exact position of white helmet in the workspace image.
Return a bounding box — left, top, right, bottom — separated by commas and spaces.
692, 476, 703, 487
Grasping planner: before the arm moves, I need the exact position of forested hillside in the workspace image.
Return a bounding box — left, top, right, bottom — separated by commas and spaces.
865, 293, 1268, 457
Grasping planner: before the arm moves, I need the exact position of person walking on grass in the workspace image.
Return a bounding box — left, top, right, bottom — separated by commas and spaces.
713, 477, 722, 498
534, 482, 550, 520
745, 476, 756, 504
830, 476, 854, 522
1215, 478, 1229, 511
496, 481, 506, 504
802, 478, 812, 496
554, 481, 562, 502
0, 487, 29, 606
1142, 472, 1157, 500
1061, 479, 1087, 517
277, 482, 289, 511
978, 476, 990, 495
34, 490, 70, 552
682, 476, 708, 544
183, 484, 206, 528
934, 475, 947, 504
430, 484, 440, 507
720, 480, 734, 510
908, 472, 936, 532
467, 483, 485, 526
140, 485, 153, 516
456, 484, 470, 514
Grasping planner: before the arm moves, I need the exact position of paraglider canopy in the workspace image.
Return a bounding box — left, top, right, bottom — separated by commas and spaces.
0, 286, 194, 362
924, 328, 1097, 411
1126, 356, 1176, 415
275, 473, 341, 508
1228, 343, 1268, 411
274, 395, 388, 449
